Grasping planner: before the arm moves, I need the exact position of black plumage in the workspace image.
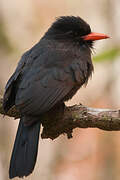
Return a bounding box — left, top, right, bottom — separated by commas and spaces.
3, 16, 108, 179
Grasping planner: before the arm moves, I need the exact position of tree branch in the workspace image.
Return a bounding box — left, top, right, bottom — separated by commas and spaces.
0, 95, 120, 140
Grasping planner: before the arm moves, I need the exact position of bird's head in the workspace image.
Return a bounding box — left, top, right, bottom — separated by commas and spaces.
44, 16, 109, 48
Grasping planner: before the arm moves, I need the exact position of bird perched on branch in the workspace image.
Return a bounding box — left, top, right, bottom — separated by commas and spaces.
3, 16, 109, 179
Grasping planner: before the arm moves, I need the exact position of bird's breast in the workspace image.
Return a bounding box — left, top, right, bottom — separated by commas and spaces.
62, 84, 81, 102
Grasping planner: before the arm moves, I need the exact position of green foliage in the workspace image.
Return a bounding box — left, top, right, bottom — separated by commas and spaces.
93, 47, 120, 62
0, 20, 13, 53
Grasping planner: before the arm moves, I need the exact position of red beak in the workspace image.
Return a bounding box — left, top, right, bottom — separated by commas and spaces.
82, 32, 110, 41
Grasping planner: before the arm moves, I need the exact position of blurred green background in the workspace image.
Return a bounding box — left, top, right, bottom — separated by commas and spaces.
0, 0, 120, 180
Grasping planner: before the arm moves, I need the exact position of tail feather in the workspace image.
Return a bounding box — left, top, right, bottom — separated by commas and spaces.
9, 117, 41, 179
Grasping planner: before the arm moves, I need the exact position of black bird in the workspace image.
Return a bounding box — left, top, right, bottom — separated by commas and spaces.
3, 16, 109, 179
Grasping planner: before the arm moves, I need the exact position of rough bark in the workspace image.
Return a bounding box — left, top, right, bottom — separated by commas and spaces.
0, 95, 120, 140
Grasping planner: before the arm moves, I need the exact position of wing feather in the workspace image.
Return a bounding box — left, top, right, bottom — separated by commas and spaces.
15, 70, 74, 117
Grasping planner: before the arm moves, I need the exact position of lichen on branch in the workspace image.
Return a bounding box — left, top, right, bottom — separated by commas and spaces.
0, 95, 120, 140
